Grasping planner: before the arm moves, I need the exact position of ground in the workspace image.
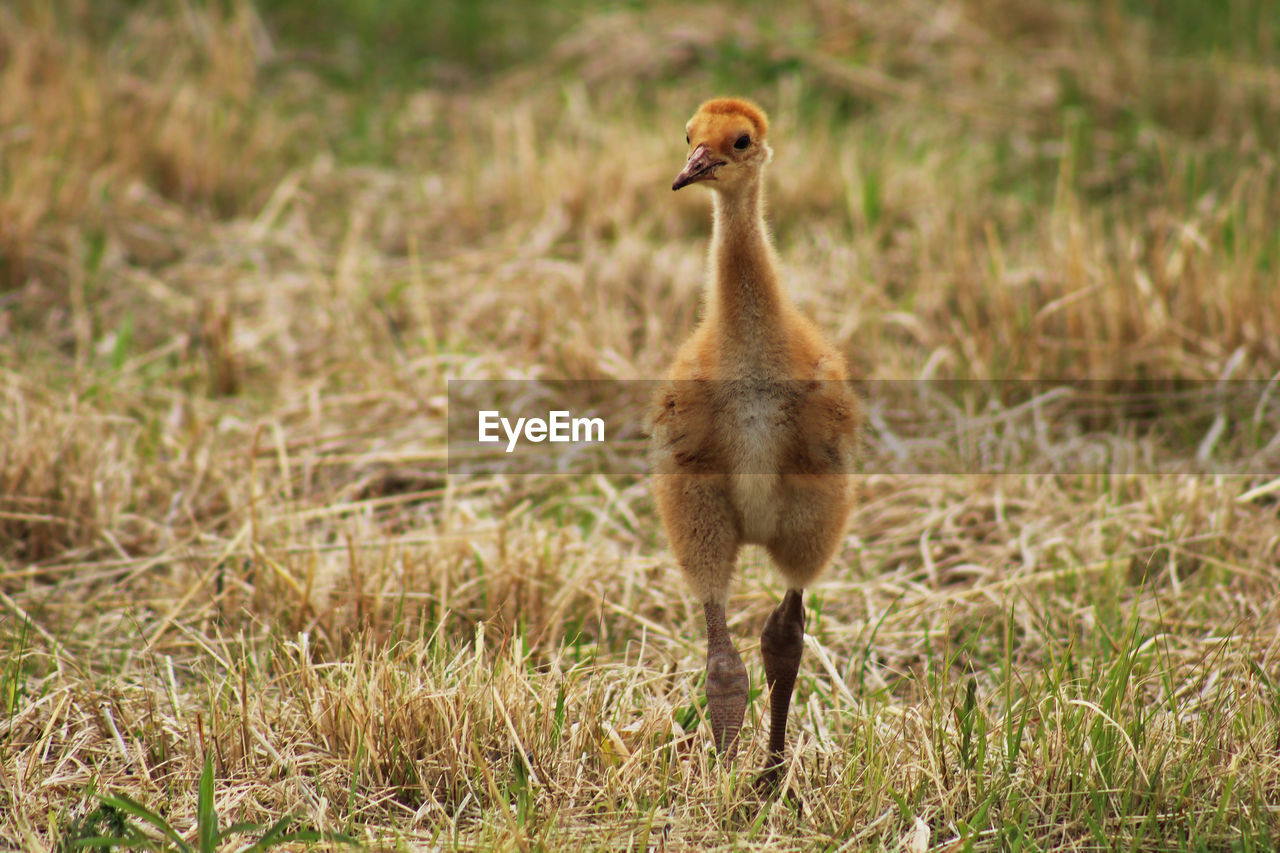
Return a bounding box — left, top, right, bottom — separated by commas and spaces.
2, 0, 1279, 849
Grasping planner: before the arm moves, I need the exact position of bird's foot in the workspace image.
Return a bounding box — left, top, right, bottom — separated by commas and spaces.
754, 762, 783, 794
754, 761, 802, 811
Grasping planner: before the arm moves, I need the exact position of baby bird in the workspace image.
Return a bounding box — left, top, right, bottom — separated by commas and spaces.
650, 97, 860, 787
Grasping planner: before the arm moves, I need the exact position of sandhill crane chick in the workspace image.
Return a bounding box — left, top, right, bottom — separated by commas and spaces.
650, 97, 861, 788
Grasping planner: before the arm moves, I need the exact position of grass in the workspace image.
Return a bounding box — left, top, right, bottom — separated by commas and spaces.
65, 752, 356, 850
3, 0, 1280, 848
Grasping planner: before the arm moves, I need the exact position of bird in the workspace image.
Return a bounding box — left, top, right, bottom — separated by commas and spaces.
649, 97, 861, 789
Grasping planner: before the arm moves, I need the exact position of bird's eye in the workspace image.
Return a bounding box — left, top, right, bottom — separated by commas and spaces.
686, 133, 690, 145
734, 134, 751, 150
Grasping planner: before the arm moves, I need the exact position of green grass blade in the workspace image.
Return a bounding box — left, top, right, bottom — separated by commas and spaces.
240, 820, 361, 852
72, 834, 161, 852
217, 820, 268, 840
241, 815, 295, 848
98, 793, 193, 853
197, 752, 218, 853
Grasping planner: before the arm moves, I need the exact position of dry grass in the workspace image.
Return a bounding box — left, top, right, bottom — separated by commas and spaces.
3, 0, 1280, 849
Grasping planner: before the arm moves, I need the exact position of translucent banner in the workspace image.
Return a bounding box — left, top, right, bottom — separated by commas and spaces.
447, 379, 1280, 476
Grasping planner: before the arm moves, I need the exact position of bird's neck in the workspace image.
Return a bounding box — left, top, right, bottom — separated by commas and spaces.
708, 176, 787, 349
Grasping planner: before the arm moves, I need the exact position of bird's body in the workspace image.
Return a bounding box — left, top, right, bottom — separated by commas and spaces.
649, 98, 860, 786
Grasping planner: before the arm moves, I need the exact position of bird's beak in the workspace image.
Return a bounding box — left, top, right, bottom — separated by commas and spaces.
672, 144, 724, 191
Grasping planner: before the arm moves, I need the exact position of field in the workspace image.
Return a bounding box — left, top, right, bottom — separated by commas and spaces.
3, 0, 1280, 849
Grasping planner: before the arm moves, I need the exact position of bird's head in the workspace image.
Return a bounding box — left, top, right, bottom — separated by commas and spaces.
672, 97, 771, 193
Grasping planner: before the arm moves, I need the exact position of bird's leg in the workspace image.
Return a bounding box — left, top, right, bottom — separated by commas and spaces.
758, 588, 805, 788
703, 601, 748, 758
